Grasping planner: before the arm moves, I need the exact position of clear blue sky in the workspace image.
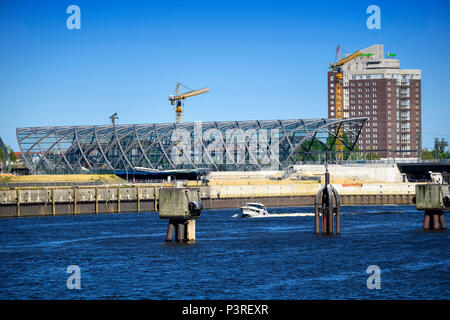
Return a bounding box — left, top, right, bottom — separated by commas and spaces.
1, 0, 449, 151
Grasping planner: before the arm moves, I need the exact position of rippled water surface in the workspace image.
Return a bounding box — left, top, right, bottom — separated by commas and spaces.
0, 205, 448, 299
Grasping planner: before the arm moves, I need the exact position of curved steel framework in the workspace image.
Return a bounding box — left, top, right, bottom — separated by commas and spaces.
17, 118, 367, 174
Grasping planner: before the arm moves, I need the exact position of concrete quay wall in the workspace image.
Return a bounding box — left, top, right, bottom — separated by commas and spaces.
0, 181, 417, 218
0, 185, 159, 218
209, 182, 415, 198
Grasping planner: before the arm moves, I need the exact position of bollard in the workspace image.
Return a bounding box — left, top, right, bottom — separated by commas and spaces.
314, 169, 341, 235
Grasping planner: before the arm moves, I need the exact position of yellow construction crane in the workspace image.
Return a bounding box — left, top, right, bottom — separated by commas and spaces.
169, 82, 210, 123
330, 45, 372, 161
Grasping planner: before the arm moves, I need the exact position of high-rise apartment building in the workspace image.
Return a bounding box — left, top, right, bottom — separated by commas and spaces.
328, 44, 421, 158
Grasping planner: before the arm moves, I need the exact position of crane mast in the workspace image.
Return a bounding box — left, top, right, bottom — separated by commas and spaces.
330, 45, 371, 161
169, 83, 210, 124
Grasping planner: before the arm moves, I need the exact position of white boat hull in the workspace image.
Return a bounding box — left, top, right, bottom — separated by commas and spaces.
240, 207, 268, 218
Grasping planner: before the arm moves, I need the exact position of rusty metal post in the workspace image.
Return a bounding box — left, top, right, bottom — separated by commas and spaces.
321, 186, 328, 234
332, 187, 341, 234
327, 186, 333, 234
322, 207, 327, 234
314, 186, 325, 235
314, 205, 320, 234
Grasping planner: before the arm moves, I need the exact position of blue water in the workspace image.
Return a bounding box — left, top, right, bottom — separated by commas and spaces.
0, 205, 448, 300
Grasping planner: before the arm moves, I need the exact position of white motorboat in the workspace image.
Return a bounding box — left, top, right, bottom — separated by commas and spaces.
240, 203, 269, 218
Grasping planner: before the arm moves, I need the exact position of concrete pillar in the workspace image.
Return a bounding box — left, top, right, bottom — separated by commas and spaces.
177, 221, 185, 242
423, 210, 446, 231
432, 213, 440, 230
439, 213, 447, 230
186, 220, 196, 242
166, 220, 176, 242
423, 211, 431, 230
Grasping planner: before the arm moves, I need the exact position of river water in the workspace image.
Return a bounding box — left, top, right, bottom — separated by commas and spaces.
0, 205, 448, 299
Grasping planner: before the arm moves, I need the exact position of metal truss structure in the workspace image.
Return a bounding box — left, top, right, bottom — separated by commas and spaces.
17, 118, 367, 174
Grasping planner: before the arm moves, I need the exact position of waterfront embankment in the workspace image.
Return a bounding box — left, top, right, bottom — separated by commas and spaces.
0, 164, 419, 218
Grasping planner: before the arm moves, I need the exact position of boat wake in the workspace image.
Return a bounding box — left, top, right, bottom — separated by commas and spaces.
232, 212, 314, 218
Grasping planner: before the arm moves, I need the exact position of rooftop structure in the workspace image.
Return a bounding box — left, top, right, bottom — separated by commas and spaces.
17, 118, 367, 174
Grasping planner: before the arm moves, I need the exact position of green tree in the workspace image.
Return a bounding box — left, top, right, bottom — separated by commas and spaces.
434, 138, 448, 159
421, 147, 435, 160
366, 147, 380, 160
422, 138, 450, 160
7, 146, 17, 162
